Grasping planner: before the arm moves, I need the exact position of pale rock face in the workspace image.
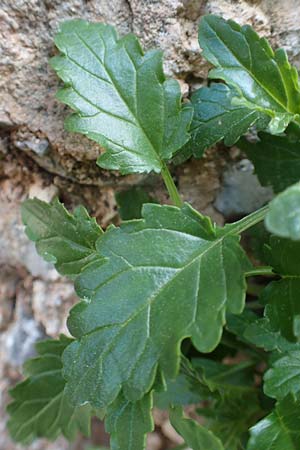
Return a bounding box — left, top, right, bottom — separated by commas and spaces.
1, 1, 300, 448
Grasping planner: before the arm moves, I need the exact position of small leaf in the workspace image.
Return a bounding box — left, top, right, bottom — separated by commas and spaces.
115, 187, 157, 220
199, 15, 300, 133
51, 20, 192, 174
62, 203, 251, 408
247, 396, 300, 450
170, 406, 224, 450
239, 133, 300, 193
105, 392, 153, 450
188, 83, 269, 157
265, 182, 300, 240
7, 336, 95, 444
21, 198, 103, 277
264, 351, 300, 401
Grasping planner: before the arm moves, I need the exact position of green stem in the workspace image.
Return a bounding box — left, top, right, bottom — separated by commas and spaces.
245, 266, 274, 277
230, 204, 269, 234
161, 161, 183, 207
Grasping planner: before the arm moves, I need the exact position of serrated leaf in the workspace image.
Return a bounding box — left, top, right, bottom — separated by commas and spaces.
199, 15, 300, 134
7, 335, 95, 444
170, 406, 224, 450
51, 20, 192, 175
188, 83, 269, 157
264, 351, 300, 402
62, 203, 251, 408
115, 187, 157, 220
21, 198, 102, 277
238, 133, 300, 193
265, 182, 300, 240
105, 392, 153, 450
247, 396, 300, 450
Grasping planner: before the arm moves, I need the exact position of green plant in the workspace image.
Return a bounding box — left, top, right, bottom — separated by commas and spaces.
7, 14, 300, 450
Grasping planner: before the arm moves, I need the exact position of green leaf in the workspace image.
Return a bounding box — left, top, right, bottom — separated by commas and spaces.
261, 237, 300, 342
188, 83, 269, 157
247, 396, 300, 450
244, 318, 298, 352
62, 203, 251, 408
264, 351, 300, 401
115, 187, 157, 221
199, 15, 300, 134
51, 20, 192, 175
238, 133, 300, 193
105, 392, 153, 450
7, 335, 95, 444
170, 406, 224, 450
21, 198, 102, 277
265, 182, 300, 240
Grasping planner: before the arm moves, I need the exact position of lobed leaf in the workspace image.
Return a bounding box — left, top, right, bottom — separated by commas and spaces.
264, 351, 300, 401
51, 20, 192, 174
7, 335, 95, 444
21, 198, 103, 277
199, 15, 300, 134
62, 203, 251, 408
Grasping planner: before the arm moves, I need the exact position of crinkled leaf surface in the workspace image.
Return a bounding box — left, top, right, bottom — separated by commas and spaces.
21, 198, 102, 277
51, 20, 192, 174
188, 83, 269, 157
264, 351, 300, 401
170, 406, 224, 450
63, 203, 251, 408
105, 392, 153, 450
7, 335, 94, 443
199, 15, 300, 134
247, 396, 300, 450
239, 133, 300, 193
265, 183, 300, 240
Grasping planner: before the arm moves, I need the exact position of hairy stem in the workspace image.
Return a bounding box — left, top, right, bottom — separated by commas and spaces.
161, 161, 183, 208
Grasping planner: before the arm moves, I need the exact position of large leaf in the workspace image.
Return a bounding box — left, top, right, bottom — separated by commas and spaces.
62, 203, 251, 408
21, 198, 102, 277
199, 15, 300, 134
105, 392, 153, 450
264, 351, 300, 401
170, 406, 224, 450
247, 396, 300, 450
188, 83, 269, 157
7, 336, 94, 444
239, 133, 300, 193
51, 20, 192, 174
265, 182, 300, 240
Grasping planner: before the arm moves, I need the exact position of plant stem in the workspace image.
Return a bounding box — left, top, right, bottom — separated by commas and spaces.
230, 204, 269, 234
245, 266, 274, 277
161, 161, 183, 207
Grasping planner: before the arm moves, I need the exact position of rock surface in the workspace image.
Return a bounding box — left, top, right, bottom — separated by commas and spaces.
1, 0, 300, 449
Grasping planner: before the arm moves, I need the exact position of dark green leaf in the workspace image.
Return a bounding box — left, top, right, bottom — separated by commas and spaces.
170, 406, 224, 450
265, 182, 300, 240
239, 133, 300, 193
247, 396, 300, 450
51, 20, 192, 175
199, 15, 300, 134
188, 83, 269, 157
244, 318, 298, 352
7, 335, 95, 444
105, 392, 153, 450
264, 351, 300, 401
115, 187, 156, 220
21, 198, 102, 277
62, 203, 250, 408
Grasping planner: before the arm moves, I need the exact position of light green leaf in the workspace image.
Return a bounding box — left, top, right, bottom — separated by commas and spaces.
239, 133, 300, 193
105, 392, 153, 450
188, 83, 269, 157
264, 351, 300, 401
51, 20, 192, 175
7, 336, 95, 444
170, 406, 224, 450
62, 203, 251, 408
199, 15, 300, 134
21, 198, 103, 277
247, 396, 300, 450
265, 182, 300, 240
